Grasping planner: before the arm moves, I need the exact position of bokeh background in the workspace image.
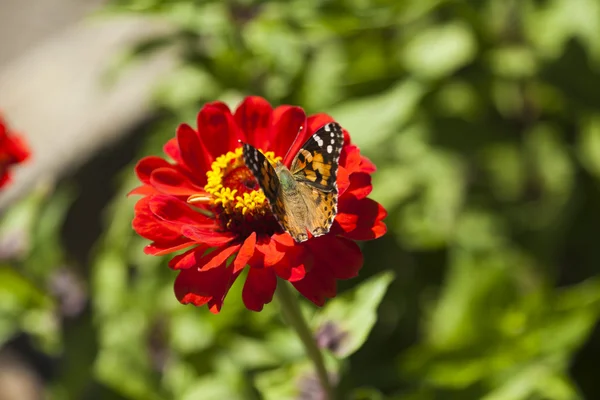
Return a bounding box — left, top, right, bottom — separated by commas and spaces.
1, 0, 600, 399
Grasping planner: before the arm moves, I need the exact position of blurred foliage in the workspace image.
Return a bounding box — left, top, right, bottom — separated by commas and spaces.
2, 0, 600, 399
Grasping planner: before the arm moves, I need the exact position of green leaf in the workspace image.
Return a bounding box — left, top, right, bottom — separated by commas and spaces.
524, 0, 600, 61
350, 387, 385, 400
397, 149, 466, 249
482, 366, 581, 400
453, 210, 508, 252
480, 142, 526, 202
26, 186, 75, 278
578, 114, 600, 179
0, 186, 49, 259
401, 22, 477, 79
0, 267, 51, 345
515, 123, 574, 228
487, 46, 538, 79
92, 250, 129, 318
435, 80, 481, 119
330, 80, 426, 153
425, 248, 514, 350
370, 164, 416, 210
227, 335, 283, 369
255, 362, 310, 400
169, 309, 216, 354
312, 272, 395, 358
94, 309, 160, 400
301, 42, 346, 111
155, 64, 221, 110
181, 376, 244, 400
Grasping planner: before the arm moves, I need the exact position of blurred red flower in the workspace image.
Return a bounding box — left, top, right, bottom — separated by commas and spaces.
131, 96, 386, 313
0, 114, 30, 189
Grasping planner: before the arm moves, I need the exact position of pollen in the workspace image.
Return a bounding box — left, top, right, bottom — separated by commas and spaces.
192, 147, 280, 235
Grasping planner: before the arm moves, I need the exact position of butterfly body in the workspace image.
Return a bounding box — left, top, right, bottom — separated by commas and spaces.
242, 122, 344, 242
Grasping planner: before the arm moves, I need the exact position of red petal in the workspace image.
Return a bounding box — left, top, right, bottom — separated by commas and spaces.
345, 172, 372, 199
168, 245, 210, 269
197, 102, 243, 159
234, 96, 273, 148
128, 185, 157, 196
271, 232, 295, 247
6, 135, 30, 162
201, 244, 240, 270
208, 301, 224, 314
269, 106, 307, 164
233, 233, 257, 273
290, 236, 363, 306
340, 145, 361, 173
148, 195, 213, 225
145, 237, 195, 256
181, 225, 236, 247
336, 197, 387, 240
360, 155, 377, 174
337, 166, 351, 195
307, 113, 335, 134
242, 267, 277, 311
174, 264, 238, 312
343, 129, 351, 145
340, 145, 376, 175
135, 156, 171, 185
292, 265, 336, 307
293, 236, 363, 306
132, 197, 180, 242
164, 137, 183, 164
0, 173, 10, 189
307, 236, 363, 280
205, 101, 230, 113
176, 123, 212, 180
150, 167, 205, 196
334, 212, 359, 230
272, 245, 307, 282
255, 236, 287, 266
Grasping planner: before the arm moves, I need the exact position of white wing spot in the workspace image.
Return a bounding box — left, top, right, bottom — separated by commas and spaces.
324, 124, 331, 132
327, 145, 333, 154
254, 151, 259, 162
330, 132, 335, 138
314, 135, 323, 146
330, 138, 335, 144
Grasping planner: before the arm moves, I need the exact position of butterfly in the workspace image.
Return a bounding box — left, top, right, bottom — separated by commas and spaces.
242, 122, 344, 242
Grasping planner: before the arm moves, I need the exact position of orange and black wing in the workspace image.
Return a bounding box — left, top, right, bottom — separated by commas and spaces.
290, 122, 344, 193
241, 142, 287, 223
242, 143, 280, 203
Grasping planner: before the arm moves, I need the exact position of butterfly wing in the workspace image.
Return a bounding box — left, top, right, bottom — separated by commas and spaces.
299, 184, 338, 238
242, 142, 310, 242
290, 122, 344, 193
242, 142, 283, 213
290, 122, 344, 238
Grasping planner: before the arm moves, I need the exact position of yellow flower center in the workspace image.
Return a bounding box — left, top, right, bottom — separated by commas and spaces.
188, 147, 281, 236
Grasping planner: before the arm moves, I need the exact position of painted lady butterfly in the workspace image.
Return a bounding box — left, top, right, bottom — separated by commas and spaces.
242, 122, 344, 242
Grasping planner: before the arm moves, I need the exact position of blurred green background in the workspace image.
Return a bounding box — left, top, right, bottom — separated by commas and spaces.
2, 0, 600, 399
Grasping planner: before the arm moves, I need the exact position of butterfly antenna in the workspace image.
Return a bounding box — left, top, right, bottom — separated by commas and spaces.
283, 124, 304, 164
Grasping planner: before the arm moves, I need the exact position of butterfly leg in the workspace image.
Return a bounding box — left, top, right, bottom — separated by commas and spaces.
287, 226, 308, 242
311, 227, 328, 237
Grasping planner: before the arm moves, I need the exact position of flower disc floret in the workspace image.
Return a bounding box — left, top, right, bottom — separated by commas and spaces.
199, 147, 281, 236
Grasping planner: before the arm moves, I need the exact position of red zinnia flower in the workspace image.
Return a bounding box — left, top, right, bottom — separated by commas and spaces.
0, 114, 30, 189
131, 96, 386, 313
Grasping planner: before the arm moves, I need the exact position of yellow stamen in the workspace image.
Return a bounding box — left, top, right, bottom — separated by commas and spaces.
199, 147, 280, 219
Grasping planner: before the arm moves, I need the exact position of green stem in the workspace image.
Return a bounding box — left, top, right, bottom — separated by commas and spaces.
275, 280, 334, 400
